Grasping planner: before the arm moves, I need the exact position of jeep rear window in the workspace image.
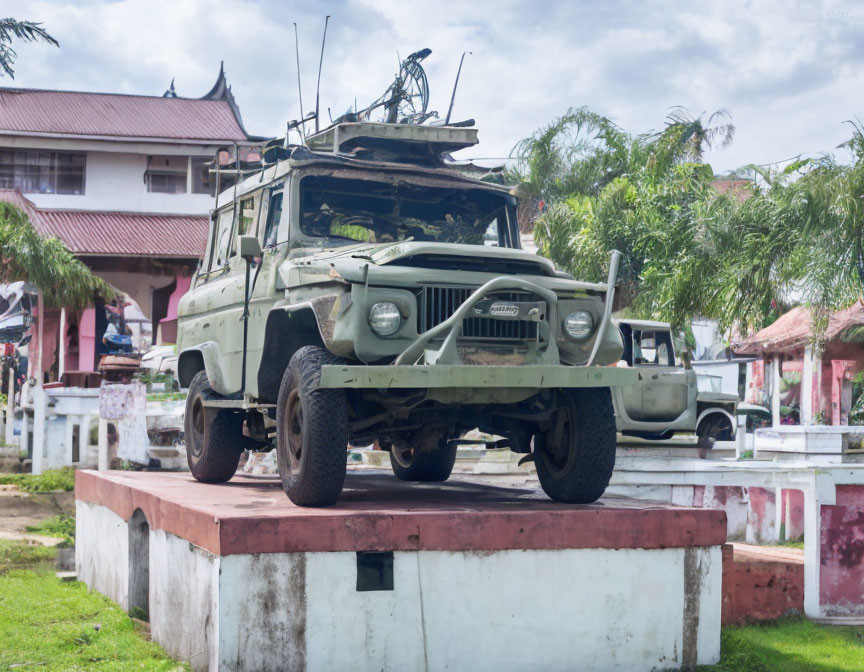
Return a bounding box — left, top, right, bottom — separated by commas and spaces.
299, 175, 515, 247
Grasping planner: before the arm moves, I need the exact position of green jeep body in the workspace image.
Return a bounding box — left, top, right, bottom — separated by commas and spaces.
176, 122, 636, 506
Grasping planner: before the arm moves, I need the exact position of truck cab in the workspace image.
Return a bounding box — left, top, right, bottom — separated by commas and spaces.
614, 319, 738, 447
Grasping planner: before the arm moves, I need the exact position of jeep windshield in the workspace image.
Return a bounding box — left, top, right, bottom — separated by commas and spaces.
299, 175, 518, 248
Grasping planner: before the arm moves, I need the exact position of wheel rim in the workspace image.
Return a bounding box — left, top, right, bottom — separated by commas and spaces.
189, 396, 205, 458
391, 444, 415, 468
282, 387, 304, 476
540, 404, 577, 477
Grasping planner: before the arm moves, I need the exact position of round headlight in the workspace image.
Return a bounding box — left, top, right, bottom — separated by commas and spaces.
368, 302, 402, 336
563, 310, 594, 340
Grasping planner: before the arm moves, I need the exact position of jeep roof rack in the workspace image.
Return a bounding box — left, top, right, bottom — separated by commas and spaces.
304, 121, 478, 163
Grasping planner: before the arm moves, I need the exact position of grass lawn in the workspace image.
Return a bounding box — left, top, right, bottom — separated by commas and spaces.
0, 467, 75, 492
25, 514, 77, 546
0, 539, 187, 671
701, 617, 864, 671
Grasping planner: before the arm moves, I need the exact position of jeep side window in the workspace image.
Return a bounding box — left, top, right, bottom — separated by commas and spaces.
633, 330, 675, 366
238, 197, 256, 236
213, 209, 234, 268
657, 331, 676, 366
263, 190, 283, 248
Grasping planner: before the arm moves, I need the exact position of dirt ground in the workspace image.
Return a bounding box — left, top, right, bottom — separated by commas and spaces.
0, 484, 73, 544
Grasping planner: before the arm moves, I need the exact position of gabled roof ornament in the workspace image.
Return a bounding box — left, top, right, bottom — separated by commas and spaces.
201, 61, 229, 101
200, 61, 268, 142
162, 78, 177, 98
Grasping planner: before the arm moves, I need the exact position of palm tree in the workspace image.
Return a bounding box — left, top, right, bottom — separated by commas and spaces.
508, 106, 633, 204
0, 203, 111, 309
0, 18, 58, 79
660, 107, 735, 163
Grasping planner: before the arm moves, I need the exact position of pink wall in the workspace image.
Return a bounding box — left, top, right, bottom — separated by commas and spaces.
781, 489, 805, 540
78, 307, 96, 372
164, 274, 192, 322
820, 485, 864, 616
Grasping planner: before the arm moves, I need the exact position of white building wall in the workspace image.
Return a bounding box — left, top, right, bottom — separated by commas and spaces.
25, 151, 214, 215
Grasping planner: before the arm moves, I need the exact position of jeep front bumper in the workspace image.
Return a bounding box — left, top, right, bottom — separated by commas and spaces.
319, 250, 636, 391
318, 363, 637, 389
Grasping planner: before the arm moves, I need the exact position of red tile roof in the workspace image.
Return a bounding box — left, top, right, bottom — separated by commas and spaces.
732, 301, 864, 355
0, 189, 207, 258
0, 87, 250, 142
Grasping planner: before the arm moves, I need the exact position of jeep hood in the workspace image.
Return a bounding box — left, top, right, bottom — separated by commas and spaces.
291, 241, 557, 275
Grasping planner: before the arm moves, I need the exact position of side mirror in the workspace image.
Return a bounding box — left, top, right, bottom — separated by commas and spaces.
239, 235, 262, 261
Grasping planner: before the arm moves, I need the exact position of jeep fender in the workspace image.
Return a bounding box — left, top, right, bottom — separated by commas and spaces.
177, 341, 231, 394
256, 303, 330, 403
695, 407, 736, 436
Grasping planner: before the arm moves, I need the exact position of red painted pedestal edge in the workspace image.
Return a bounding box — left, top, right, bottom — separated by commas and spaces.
75, 470, 727, 556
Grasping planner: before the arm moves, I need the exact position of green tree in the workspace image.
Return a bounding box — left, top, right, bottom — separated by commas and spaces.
0, 203, 111, 309
0, 18, 58, 79
521, 106, 864, 334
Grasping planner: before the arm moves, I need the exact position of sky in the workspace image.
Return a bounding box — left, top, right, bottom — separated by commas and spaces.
3, 0, 864, 173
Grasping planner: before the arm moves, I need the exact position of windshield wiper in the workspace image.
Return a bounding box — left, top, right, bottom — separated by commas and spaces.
351, 237, 414, 260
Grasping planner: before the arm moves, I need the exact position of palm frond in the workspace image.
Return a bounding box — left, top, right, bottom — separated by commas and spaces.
0, 203, 112, 309
0, 18, 58, 79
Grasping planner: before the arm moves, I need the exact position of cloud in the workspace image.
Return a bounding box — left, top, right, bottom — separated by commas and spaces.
3, 0, 864, 173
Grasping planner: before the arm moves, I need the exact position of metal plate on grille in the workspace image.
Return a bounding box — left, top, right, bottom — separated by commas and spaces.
417, 286, 542, 340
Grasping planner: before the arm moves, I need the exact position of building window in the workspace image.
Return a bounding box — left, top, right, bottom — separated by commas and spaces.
190, 157, 215, 195
146, 155, 187, 194
0, 150, 85, 194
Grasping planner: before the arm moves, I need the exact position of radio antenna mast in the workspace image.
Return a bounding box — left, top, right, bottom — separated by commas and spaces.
314, 15, 330, 133
445, 51, 471, 124
293, 22, 307, 144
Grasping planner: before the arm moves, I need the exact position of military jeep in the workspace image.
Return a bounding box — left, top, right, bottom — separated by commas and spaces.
176, 122, 636, 507
613, 319, 738, 448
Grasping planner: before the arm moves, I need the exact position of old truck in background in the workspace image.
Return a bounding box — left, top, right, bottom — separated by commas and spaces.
614, 319, 738, 449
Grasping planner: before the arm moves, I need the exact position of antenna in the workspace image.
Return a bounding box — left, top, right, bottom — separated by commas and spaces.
314, 15, 330, 133
445, 51, 471, 124
293, 23, 307, 144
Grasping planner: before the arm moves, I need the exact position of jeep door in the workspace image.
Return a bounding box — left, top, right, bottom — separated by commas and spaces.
631, 329, 695, 424
183, 194, 262, 394
242, 179, 289, 397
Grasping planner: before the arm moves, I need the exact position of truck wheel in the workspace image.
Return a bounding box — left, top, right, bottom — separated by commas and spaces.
276, 346, 348, 507
534, 388, 616, 504
389, 433, 457, 482
696, 414, 734, 451
185, 370, 245, 483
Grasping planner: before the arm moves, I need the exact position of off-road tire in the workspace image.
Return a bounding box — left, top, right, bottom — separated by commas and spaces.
389, 433, 457, 482
696, 414, 734, 450
534, 387, 616, 503
276, 346, 349, 507
184, 370, 246, 483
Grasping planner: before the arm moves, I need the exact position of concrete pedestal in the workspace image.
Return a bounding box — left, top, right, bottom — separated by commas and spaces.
75, 471, 726, 672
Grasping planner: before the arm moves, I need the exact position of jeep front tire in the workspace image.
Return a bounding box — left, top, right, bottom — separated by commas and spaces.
185, 370, 246, 483
534, 388, 616, 503
276, 346, 349, 507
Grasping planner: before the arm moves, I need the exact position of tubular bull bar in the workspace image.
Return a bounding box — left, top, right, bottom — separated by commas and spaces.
318, 251, 636, 390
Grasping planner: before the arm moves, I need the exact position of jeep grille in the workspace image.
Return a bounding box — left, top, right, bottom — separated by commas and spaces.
417, 286, 539, 340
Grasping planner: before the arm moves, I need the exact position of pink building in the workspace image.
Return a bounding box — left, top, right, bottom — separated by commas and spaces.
733, 302, 864, 426
0, 65, 266, 382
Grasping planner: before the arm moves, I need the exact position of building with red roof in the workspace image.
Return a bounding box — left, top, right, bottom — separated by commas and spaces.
0, 64, 267, 381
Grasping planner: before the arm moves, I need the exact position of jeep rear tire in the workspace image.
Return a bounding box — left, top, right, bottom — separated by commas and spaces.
534, 388, 616, 504
696, 414, 734, 452
185, 370, 245, 483
276, 346, 349, 507
389, 432, 457, 482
